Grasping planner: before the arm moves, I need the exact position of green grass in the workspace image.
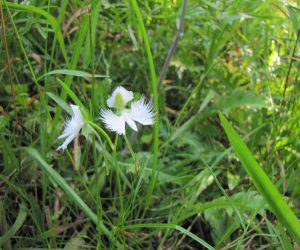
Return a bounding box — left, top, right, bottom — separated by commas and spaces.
1, 0, 300, 249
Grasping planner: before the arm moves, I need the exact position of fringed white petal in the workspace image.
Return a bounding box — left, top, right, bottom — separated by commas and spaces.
128, 97, 154, 125
121, 110, 138, 131
100, 109, 126, 135
107, 86, 133, 108
70, 104, 84, 122
57, 105, 84, 151
57, 134, 74, 151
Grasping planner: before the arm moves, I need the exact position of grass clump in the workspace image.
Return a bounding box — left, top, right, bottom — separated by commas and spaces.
0, 0, 300, 249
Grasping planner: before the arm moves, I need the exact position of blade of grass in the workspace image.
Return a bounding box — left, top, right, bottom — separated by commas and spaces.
83, 0, 101, 68
38, 69, 108, 81
0, 5, 16, 122
219, 112, 300, 245
0, 203, 27, 247
121, 223, 214, 250
129, 0, 159, 211
1, 136, 20, 172
26, 147, 120, 246
55, 78, 89, 118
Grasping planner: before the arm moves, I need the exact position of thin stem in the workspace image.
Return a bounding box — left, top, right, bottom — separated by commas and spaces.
88, 4, 96, 117
124, 134, 139, 174
157, 0, 188, 92
113, 135, 124, 218
0, 5, 17, 121
129, 0, 159, 211
282, 28, 300, 98
88, 121, 114, 150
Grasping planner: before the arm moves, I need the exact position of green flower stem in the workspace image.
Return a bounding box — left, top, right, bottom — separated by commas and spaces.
113, 135, 124, 218
88, 121, 114, 151
124, 134, 139, 174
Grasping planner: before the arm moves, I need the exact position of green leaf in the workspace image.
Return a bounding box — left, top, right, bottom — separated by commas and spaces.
38, 69, 108, 81
219, 112, 300, 245
46, 92, 71, 115
287, 5, 299, 33
215, 90, 267, 114
179, 191, 265, 223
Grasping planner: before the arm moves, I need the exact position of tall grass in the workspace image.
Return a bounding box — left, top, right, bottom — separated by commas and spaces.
0, 0, 300, 249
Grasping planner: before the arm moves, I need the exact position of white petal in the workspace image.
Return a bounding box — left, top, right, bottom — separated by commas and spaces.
57, 134, 74, 151
57, 104, 84, 151
121, 110, 138, 131
70, 104, 84, 125
107, 86, 133, 108
100, 109, 126, 135
128, 97, 154, 125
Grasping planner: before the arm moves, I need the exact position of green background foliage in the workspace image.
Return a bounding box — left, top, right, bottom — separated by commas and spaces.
0, 0, 300, 249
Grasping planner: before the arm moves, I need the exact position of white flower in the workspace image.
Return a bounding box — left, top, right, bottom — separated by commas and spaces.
20, 0, 30, 5
100, 86, 154, 135
57, 104, 84, 151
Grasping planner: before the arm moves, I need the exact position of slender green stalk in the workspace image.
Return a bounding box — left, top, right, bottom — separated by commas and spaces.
88, 2, 96, 117
113, 135, 124, 218
124, 134, 139, 174
282, 27, 300, 97
129, 0, 159, 210
219, 112, 300, 245
0, 4, 16, 120
88, 121, 114, 150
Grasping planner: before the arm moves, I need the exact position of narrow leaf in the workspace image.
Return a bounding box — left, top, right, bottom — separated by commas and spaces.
55, 79, 89, 118
46, 92, 71, 115
219, 112, 300, 245
38, 69, 108, 81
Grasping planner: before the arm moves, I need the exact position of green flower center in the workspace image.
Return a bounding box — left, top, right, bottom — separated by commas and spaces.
115, 93, 125, 109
